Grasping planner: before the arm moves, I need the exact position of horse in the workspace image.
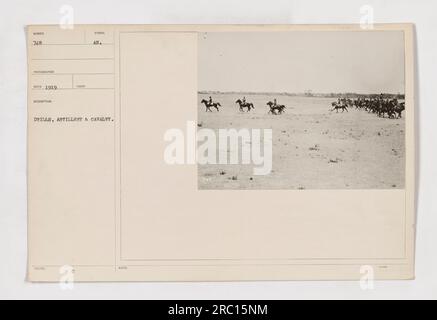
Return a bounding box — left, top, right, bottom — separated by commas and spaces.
235, 99, 254, 112
346, 97, 405, 120
394, 102, 405, 118
201, 99, 220, 112
267, 101, 286, 115
330, 102, 348, 113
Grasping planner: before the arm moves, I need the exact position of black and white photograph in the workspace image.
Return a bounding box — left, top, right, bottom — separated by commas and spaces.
198, 31, 406, 190
2, 0, 437, 302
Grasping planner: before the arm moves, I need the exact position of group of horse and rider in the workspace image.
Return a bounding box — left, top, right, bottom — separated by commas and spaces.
330, 94, 405, 119
201, 96, 286, 115
201, 94, 405, 119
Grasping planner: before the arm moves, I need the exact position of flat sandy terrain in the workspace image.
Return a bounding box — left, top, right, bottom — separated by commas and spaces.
198, 93, 405, 190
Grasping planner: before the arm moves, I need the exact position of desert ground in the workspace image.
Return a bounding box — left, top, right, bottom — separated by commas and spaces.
198, 93, 405, 190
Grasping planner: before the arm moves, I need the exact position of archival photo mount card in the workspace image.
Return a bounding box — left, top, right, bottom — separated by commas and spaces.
27, 24, 415, 282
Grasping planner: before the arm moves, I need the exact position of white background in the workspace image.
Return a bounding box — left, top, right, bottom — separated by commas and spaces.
0, 0, 436, 300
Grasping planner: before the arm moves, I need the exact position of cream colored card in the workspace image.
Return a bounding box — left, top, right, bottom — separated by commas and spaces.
27, 24, 415, 282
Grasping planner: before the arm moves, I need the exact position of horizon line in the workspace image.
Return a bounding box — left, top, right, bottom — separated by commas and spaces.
198, 91, 405, 96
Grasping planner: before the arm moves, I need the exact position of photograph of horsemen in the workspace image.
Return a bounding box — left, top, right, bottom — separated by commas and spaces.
198, 31, 406, 190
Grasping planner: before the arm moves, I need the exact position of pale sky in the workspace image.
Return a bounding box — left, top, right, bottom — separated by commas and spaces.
198, 31, 405, 94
